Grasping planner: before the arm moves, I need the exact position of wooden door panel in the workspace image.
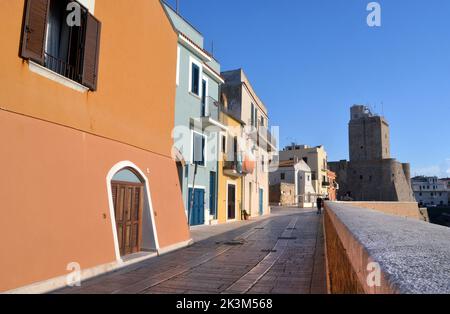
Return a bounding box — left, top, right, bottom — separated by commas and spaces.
112, 182, 144, 256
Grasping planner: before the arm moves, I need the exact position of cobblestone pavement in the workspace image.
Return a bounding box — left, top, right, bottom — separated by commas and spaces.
56, 207, 326, 294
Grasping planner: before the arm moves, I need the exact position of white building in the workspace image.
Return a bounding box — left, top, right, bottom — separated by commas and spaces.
411, 176, 449, 207
269, 160, 317, 208
279, 144, 329, 197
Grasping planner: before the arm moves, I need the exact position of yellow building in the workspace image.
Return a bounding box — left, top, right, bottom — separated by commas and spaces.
217, 113, 246, 224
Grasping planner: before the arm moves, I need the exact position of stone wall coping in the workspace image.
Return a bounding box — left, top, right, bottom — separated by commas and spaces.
334, 201, 418, 204
326, 202, 450, 294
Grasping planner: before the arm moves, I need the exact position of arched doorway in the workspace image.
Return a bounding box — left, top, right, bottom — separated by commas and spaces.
110, 168, 145, 257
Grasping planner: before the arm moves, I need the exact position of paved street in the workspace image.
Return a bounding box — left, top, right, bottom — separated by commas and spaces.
56, 207, 326, 294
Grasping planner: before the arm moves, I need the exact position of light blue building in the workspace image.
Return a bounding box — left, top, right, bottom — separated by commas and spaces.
164, 4, 227, 226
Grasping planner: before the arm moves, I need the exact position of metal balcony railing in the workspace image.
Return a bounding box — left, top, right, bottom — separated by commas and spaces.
202, 96, 226, 124
223, 153, 245, 177
44, 52, 82, 84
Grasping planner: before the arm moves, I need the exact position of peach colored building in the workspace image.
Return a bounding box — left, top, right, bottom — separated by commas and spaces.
327, 170, 338, 201
0, 0, 191, 293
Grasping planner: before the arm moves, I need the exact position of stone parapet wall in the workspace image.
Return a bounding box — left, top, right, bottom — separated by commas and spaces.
337, 201, 425, 221
324, 202, 450, 294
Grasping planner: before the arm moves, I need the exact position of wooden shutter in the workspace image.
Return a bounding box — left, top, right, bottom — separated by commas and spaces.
82, 13, 101, 91
20, 0, 49, 64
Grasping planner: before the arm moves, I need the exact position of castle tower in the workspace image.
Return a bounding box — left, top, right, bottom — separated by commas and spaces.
349, 105, 390, 161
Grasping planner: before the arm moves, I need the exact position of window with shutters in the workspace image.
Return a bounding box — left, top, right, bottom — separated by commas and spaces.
20, 0, 101, 91
192, 131, 206, 166
190, 62, 200, 96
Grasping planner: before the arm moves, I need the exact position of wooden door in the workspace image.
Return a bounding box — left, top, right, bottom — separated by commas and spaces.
111, 182, 144, 256
188, 188, 205, 226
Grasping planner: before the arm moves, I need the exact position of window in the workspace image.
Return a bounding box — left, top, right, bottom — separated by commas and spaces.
281, 173, 285, 180
112, 168, 142, 183
191, 62, 200, 95
192, 132, 206, 166
201, 78, 207, 115
303, 157, 308, 164
221, 135, 226, 154
251, 103, 255, 127
20, 0, 101, 90
312, 172, 317, 181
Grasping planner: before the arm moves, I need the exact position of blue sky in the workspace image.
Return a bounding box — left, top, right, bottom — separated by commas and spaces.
166, 0, 450, 177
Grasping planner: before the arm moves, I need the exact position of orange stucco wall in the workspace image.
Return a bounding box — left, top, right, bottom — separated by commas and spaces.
0, 0, 190, 291
1, 0, 176, 157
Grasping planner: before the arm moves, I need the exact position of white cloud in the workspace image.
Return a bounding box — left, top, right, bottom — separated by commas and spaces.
413, 158, 450, 178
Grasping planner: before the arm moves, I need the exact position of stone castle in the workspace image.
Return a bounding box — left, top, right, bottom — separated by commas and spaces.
329, 105, 415, 201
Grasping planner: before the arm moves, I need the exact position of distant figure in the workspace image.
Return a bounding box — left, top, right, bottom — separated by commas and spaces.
342, 192, 354, 202
317, 197, 324, 215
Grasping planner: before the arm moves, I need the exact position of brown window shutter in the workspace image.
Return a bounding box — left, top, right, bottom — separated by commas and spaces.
20, 0, 49, 64
82, 13, 101, 91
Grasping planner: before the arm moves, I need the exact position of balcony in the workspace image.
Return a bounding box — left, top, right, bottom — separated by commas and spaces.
223, 160, 244, 178
258, 125, 277, 152
198, 96, 227, 130
223, 151, 252, 178
246, 123, 277, 152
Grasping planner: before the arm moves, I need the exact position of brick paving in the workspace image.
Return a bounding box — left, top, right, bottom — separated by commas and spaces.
55, 207, 326, 294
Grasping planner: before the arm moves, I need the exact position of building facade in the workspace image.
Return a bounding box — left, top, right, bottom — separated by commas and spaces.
164, 4, 227, 226
269, 160, 316, 207
326, 170, 338, 201
0, 0, 191, 292
279, 144, 329, 197
216, 113, 249, 223
221, 69, 276, 218
329, 105, 415, 202
411, 176, 449, 207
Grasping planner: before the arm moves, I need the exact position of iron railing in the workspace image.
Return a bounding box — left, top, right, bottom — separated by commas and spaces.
44, 52, 82, 84
202, 96, 227, 124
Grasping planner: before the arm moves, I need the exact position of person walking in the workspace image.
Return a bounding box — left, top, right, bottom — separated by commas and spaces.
316, 197, 324, 215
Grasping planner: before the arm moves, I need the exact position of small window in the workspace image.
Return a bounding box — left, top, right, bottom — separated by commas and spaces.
201, 79, 207, 113
192, 132, 205, 166
250, 103, 255, 127
281, 173, 285, 180
222, 135, 226, 154
112, 168, 142, 183
191, 63, 200, 95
